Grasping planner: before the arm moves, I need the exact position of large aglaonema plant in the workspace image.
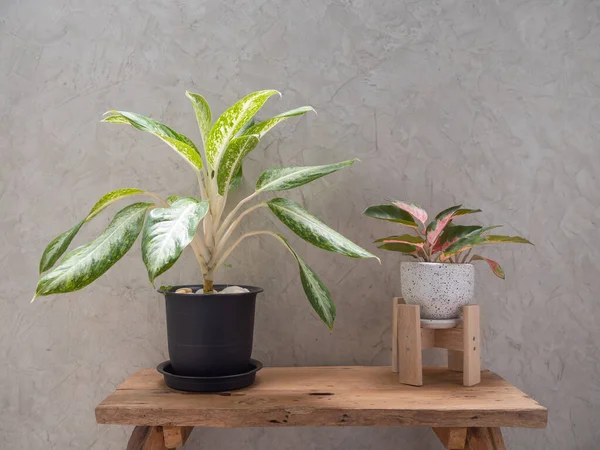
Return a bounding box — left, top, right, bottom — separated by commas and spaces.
364, 200, 532, 279
33, 90, 378, 329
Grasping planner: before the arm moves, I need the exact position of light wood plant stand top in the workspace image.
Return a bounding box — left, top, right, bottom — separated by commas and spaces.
96, 366, 547, 449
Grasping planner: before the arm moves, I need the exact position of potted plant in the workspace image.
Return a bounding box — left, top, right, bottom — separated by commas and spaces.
364, 200, 532, 328
33, 90, 377, 389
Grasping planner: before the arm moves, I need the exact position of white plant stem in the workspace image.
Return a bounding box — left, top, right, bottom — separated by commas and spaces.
217, 191, 258, 239
211, 230, 279, 272
212, 203, 267, 262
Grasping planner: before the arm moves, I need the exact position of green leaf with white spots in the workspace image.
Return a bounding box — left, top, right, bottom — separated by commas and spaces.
185, 91, 212, 149
242, 106, 315, 139
87, 188, 146, 221
39, 188, 147, 273
362, 205, 418, 228
206, 90, 279, 168
256, 159, 357, 193
267, 198, 378, 260
142, 198, 209, 285
276, 235, 335, 330
103, 111, 203, 171
33, 202, 153, 300
229, 166, 243, 191
39, 221, 85, 274
165, 196, 180, 205
216, 134, 260, 195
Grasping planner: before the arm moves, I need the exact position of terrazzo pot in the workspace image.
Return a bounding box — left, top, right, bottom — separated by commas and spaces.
400, 262, 474, 320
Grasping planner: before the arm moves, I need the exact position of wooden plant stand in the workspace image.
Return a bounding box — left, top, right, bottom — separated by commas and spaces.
96, 366, 547, 449
392, 298, 481, 387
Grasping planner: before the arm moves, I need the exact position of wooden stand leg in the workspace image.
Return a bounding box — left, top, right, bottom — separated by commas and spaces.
463, 305, 481, 386
448, 350, 464, 372
163, 426, 193, 449
397, 304, 423, 386
432, 427, 468, 449
465, 427, 506, 450
127, 426, 167, 450
392, 297, 401, 373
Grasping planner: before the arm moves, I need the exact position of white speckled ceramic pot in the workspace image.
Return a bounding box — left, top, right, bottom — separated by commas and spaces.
400, 262, 474, 320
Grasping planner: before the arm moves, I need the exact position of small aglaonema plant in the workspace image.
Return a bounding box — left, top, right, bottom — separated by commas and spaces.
363, 200, 532, 279
33, 90, 378, 329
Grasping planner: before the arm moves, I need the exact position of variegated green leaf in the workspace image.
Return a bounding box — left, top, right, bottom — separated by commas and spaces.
267, 198, 378, 260
142, 198, 209, 284
185, 91, 212, 148
242, 106, 315, 139
103, 111, 203, 171
276, 235, 335, 330
389, 200, 428, 226
362, 205, 417, 227
39, 188, 147, 273
426, 205, 462, 245
206, 90, 279, 168
256, 159, 357, 193
229, 166, 243, 191
165, 196, 180, 205
87, 188, 146, 221
227, 118, 256, 190
471, 255, 505, 279
39, 221, 84, 274
33, 203, 153, 300
216, 135, 260, 195
484, 235, 533, 245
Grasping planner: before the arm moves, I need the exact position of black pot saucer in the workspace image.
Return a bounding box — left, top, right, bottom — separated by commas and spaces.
157, 359, 263, 393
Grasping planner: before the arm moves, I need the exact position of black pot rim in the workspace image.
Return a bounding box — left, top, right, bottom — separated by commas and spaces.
158, 284, 264, 296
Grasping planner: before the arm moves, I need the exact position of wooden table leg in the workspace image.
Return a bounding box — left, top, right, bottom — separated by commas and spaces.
163, 426, 193, 449
465, 427, 506, 450
432, 427, 468, 448
127, 426, 167, 450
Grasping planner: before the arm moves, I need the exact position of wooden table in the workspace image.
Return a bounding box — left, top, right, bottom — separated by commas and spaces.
96, 366, 547, 450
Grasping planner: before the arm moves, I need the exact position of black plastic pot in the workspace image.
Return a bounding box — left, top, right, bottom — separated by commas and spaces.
161, 284, 263, 377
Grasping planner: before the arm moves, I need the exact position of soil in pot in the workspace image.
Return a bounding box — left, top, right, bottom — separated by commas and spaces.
161, 284, 263, 377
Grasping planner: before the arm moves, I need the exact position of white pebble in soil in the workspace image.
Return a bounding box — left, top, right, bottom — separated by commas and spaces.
216, 286, 250, 294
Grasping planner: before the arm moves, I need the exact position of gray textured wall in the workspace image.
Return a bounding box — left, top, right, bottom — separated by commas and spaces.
1, 0, 599, 449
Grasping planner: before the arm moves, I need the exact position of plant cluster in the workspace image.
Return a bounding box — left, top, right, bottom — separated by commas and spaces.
33, 90, 378, 329
364, 200, 532, 278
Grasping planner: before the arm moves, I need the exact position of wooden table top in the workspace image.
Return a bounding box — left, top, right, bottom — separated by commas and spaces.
95, 366, 547, 429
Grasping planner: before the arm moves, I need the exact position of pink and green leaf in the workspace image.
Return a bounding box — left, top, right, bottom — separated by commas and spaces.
388, 200, 428, 226
378, 242, 422, 258
375, 234, 425, 246
484, 235, 533, 245
471, 255, 505, 279
433, 224, 482, 254
426, 204, 462, 245
363, 205, 418, 228
453, 208, 482, 217
440, 229, 490, 261
375, 234, 425, 248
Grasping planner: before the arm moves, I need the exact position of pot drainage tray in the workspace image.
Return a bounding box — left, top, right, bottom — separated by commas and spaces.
157, 359, 263, 392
